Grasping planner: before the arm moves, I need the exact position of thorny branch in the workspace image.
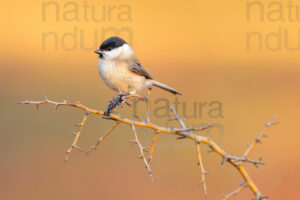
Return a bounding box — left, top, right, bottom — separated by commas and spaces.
243, 118, 278, 158
66, 110, 89, 161
196, 141, 208, 197
20, 97, 278, 200
149, 131, 159, 164
223, 182, 247, 200
131, 123, 153, 181
169, 104, 208, 195
86, 121, 120, 155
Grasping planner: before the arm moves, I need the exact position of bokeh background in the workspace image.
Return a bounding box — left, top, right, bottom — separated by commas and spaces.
1, 0, 299, 199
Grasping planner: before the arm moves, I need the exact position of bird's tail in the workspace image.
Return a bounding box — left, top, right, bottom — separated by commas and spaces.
147, 80, 182, 95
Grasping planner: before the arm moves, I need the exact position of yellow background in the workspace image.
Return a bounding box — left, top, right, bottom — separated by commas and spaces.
1, 0, 299, 199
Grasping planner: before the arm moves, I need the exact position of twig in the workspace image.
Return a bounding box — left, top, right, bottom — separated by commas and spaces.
169, 105, 214, 140
223, 182, 247, 200
175, 126, 215, 133
169, 105, 187, 139
86, 121, 120, 155
134, 115, 144, 122
243, 118, 278, 158
196, 141, 208, 197
20, 98, 278, 199
169, 105, 186, 129
130, 123, 153, 181
149, 131, 159, 164
65, 111, 89, 162
227, 155, 265, 166
222, 119, 278, 199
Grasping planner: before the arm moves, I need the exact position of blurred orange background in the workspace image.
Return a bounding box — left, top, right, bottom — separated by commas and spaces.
1, 0, 299, 199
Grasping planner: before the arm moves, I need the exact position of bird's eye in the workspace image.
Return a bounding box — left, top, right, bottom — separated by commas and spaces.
107, 47, 112, 51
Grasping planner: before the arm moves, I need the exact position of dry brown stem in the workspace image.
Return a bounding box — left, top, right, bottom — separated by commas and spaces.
20, 97, 278, 200
130, 123, 153, 181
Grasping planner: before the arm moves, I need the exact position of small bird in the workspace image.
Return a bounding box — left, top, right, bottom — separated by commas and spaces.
94, 37, 182, 97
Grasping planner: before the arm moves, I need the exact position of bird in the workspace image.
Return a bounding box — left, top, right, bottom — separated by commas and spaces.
94, 37, 182, 97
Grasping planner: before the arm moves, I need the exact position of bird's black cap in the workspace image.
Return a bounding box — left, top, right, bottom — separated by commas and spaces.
99, 37, 127, 51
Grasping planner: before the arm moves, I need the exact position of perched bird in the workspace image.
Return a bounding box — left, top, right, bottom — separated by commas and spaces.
94, 37, 182, 96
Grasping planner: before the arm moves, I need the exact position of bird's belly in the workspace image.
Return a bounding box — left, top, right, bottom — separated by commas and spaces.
98, 61, 146, 94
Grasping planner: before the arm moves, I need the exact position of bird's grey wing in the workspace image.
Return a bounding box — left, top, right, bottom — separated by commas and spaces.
128, 61, 153, 80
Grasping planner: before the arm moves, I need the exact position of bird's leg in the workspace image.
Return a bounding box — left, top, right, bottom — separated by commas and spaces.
104, 93, 128, 116
146, 86, 152, 122
120, 93, 133, 107
123, 93, 144, 105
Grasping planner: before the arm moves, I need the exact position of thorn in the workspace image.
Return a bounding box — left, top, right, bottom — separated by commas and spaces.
124, 100, 131, 107
129, 140, 138, 148
222, 158, 226, 167
256, 193, 268, 200
255, 138, 261, 143
260, 194, 268, 199
64, 156, 69, 163
142, 147, 148, 152
240, 182, 247, 187
129, 139, 137, 144
65, 151, 71, 163
204, 190, 208, 197
74, 145, 84, 152
199, 124, 215, 130
85, 148, 92, 155
54, 104, 59, 110
66, 148, 72, 153
266, 119, 279, 127
134, 115, 144, 122
168, 116, 176, 121
207, 150, 213, 153
72, 132, 78, 136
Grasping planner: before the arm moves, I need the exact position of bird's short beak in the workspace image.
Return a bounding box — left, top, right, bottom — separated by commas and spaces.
94, 49, 102, 54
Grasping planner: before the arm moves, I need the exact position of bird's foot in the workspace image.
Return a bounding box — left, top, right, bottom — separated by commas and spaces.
104, 94, 126, 116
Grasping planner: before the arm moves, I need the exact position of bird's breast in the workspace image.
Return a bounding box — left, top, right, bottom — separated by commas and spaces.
98, 60, 146, 94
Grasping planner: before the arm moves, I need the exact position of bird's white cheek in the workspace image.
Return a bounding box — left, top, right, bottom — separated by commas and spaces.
98, 58, 103, 73
106, 48, 123, 60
